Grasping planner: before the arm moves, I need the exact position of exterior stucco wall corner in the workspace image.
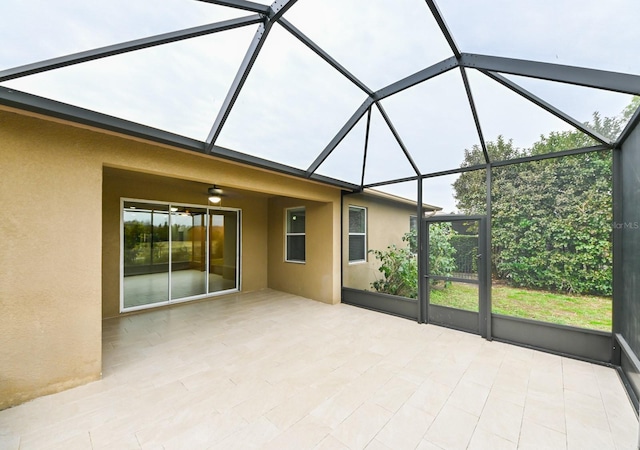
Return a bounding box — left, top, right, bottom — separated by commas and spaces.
0, 109, 103, 410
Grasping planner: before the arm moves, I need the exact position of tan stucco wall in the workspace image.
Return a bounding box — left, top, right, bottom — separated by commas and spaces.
268, 197, 341, 304
0, 110, 103, 409
0, 107, 342, 409
343, 192, 417, 291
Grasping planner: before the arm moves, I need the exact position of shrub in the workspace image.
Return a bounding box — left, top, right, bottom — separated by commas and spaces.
369, 225, 458, 298
369, 235, 418, 299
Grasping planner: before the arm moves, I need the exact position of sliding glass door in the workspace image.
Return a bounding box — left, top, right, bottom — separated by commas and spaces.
122, 200, 240, 312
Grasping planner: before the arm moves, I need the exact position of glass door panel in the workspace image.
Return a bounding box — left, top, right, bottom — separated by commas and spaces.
171, 206, 207, 300
123, 201, 169, 309
209, 210, 238, 293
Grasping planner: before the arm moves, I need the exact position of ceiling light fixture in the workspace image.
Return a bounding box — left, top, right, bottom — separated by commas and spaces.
208, 185, 224, 204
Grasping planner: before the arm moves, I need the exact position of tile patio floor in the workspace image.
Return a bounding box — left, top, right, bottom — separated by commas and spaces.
0, 289, 637, 449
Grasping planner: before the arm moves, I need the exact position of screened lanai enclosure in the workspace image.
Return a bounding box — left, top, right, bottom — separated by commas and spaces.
2, 0, 640, 413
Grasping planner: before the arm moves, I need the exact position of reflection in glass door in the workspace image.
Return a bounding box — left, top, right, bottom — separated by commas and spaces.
209, 210, 239, 293
171, 206, 207, 300
123, 202, 170, 309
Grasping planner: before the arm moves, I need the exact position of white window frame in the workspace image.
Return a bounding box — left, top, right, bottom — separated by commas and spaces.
285, 206, 306, 263
348, 205, 367, 264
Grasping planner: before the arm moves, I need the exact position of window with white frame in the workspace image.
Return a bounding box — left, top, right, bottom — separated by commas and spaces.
286, 207, 306, 262
348, 206, 367, 263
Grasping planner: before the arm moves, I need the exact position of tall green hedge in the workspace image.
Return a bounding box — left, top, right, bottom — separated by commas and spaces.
450, 100, 638, 296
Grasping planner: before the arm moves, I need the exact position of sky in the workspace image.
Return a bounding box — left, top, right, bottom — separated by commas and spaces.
1, 0, 639, 212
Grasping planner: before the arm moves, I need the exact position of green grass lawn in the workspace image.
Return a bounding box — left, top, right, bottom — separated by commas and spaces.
429, 282, 612, 331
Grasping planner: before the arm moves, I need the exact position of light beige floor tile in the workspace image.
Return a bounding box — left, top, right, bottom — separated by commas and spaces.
467, 428, 517, 450
261, 415, 332, 450
425, 403, 479, 450
532, 351, 563, 367
19, 430, 92, 450
428, 362, 469, 388
370, 375, 420, 413
593, 364, 624, 395
330, 401, 393, 449
270, 360, 335, 390
209, 416, 281, 449
374, 403, 435, 450
606, 408, 638, 450
232, 381, 296, 422
309, 388, 369, 429
310, 363, 395, 428
15, 406, 108, 448
340, 351, 386, 374
397, 366, 436, 386
87, 407, 155, 448
565, 416, 616, 450
91, 433, 142, 450
0, 433, 20, 450
523, 392, 566, 433
503, 343, 535, 361
562, 361, 601, 399
461, 360, 501, 388
415, 439, 445, 450
355, 362, 398, 392
493, 360, 531, 393
265, 385, 339, 431
314, 366, 362, 391
447, 378, 491, 416
475, 342, 508, 365
402, 354, 439, 382
518, 419, 567, 449
406, 378, 454, 416
138, 409, 247, 448
371, 338, 424, 366
528, 367, 563, 397
489, 383, 528, 408
564, 389, 609, 432
476, 394, 523, 444
314, 434, 351, 450
178, 367, 234, 392
364, 438, 393, 450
